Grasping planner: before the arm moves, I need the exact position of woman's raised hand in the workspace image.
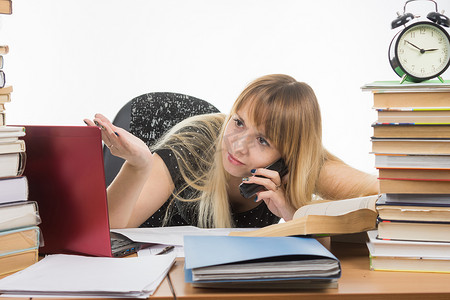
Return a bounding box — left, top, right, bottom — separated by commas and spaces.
83, 113, 153, 169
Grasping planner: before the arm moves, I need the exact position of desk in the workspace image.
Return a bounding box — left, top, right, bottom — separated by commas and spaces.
2, 242, 450, 300
167, 241, 450, 300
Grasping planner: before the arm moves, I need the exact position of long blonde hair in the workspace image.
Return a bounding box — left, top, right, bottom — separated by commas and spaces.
156, 74, 326, 228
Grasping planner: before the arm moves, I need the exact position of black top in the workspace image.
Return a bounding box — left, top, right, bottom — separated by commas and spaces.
139, 140, 281, 228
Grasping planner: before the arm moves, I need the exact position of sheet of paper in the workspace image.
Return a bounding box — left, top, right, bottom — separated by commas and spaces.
112, 226, 257, 246
138, 244, 185, 257
0, 253, 176, 298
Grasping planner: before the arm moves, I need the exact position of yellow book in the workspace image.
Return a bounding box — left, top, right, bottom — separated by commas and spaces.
0, 249, 38, 276
230, 195, 378, 237
0, 226, 40, 256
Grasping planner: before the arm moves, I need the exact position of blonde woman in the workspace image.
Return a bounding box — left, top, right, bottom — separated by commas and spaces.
84, 74, 378, 229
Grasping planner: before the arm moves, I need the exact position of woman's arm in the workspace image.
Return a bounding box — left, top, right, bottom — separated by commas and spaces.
84, 114, 174, 228
315, 151, 379, 200
107, 154, 174, 228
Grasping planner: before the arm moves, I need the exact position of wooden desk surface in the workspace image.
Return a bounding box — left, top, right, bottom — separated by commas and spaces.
2, 242, 450, 300
168, 241, 450, 300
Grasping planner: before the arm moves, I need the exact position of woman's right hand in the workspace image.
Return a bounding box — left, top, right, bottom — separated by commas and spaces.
83, 113, 153, 170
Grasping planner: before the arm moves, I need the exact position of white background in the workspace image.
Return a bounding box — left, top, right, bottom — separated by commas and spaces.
2, 0, 450, 174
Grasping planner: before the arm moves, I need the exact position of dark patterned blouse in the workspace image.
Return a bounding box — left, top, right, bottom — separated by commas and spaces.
130, 92, 280, 228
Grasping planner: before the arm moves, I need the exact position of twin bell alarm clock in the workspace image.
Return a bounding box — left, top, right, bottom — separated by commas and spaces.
389, 0, 450, 83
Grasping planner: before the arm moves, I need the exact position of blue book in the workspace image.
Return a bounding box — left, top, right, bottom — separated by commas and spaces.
184, 235, 341, 289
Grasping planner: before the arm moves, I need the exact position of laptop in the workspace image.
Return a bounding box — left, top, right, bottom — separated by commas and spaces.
22, 125, 142, 257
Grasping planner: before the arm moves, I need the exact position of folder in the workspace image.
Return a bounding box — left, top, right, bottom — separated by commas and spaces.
184, 235, 341, 289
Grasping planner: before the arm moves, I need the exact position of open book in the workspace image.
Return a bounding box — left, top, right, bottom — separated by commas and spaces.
229, 195, 378, 237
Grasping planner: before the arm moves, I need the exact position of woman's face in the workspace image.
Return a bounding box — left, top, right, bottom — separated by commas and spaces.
221, 105, 281, 178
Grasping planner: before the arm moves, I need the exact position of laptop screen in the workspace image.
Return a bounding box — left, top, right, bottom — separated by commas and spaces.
22, 125, 114, 257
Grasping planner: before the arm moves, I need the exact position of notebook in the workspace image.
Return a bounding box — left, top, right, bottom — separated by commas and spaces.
22, 125, 142, 257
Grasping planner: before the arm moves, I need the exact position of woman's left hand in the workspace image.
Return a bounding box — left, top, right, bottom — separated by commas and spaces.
242, 169, 296, 221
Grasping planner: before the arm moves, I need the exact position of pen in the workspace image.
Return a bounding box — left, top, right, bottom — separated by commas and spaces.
156, 245, 175, 255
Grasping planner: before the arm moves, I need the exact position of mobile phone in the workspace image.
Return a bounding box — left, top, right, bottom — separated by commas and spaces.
239, 158, 289, 199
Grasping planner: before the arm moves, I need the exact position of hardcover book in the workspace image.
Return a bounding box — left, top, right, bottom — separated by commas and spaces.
372, 123, 450, 138
229, 195, 378, 237
371, 138, 450, 155
366, 230, 450, 258
377, 219, 450, 242
374, 154, 450, 169
378, 178, 450, 194
376, 196, 450, 222
376, 108, 450, 124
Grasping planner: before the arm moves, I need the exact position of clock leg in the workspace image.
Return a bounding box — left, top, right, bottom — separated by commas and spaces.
438, 76, 445, 83
400, 74, 408, 84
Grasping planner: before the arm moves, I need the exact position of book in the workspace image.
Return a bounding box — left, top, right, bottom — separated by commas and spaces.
369, 255, 450, 273
0, 126, 25, 139
380, 193, 450, 206
229, 195, 378, 237
371, 138, 450, 155
0, 85, 13, 94
0, 139, 25, 154
371, 92, 450, 109
0, 226, 40, 256
184, 235, 340, 288
378, 178, 450, 194
0, 112, 4, 126
378, 168, 450, 181
0, 1, 11, 15
0, 70, 5, 89
376, 196, 450, 222
0, 201, 40, 232
362, 80, 450, 92
372, 124, 450, 138
0, 45, 8, 55
0, 152, 26, 178
376, 108, 450, 124
377, 219, 450, 242
362, 81, 450, 109
0, 249, 38, 276
375, 154, 450, 169
366, 230, 450, 258
0, 176, 28, 204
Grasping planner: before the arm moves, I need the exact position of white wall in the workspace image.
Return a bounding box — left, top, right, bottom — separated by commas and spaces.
2, 0, 450, 174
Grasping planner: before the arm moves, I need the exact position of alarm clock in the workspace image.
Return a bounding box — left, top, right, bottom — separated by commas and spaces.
388, 0, 450, 83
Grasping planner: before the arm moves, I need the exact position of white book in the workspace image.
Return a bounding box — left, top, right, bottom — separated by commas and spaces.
366, 230, 450, 258
0, 201, 40, 232
0, 126, 25, 137
0, 152, 26, 178
0, 140, 25, 154
0, 176, 28, 204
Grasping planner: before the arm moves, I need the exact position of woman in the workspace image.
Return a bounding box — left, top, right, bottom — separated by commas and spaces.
84, 74, 378, 229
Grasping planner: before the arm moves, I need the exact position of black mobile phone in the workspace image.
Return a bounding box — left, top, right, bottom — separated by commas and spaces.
239, 158, 289, 199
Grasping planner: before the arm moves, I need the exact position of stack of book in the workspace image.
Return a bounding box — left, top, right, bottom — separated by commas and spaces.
0, 1, 41, 277
362, 80, 450, 273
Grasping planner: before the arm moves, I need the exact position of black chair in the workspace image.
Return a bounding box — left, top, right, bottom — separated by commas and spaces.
103, 92, 220, 187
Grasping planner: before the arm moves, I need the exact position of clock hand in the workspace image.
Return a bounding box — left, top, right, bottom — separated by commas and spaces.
424, 48, 438, 52
405, 40, 423, 52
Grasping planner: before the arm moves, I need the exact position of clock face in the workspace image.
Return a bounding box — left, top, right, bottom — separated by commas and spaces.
395, 22, 450, 80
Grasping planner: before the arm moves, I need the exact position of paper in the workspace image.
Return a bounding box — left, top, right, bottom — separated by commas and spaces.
0, 253, 176, 298
112, 225, 257, 246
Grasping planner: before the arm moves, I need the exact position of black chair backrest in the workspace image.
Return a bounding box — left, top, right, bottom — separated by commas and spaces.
103, 92, 220, 187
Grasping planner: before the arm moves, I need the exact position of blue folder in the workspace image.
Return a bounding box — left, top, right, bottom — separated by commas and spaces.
184, 235, 341, 284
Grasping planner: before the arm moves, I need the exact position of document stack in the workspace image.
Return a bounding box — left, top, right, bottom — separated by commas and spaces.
362, 80, 450, 273
0, 2, 41, 277
184, 235, 341, 289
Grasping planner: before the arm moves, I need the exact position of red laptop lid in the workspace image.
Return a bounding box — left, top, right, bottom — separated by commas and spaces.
22, 125, 113, 257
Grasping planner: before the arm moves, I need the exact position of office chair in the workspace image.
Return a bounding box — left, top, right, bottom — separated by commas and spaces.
103, 92, 220, 187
